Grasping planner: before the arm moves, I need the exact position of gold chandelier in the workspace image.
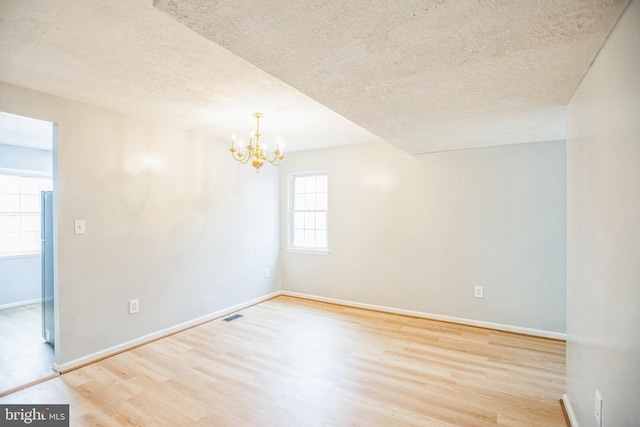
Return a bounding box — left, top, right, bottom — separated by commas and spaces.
229, 112, 284, 173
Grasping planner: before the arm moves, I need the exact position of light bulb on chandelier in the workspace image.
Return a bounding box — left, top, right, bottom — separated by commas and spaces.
229, 112, 284, 173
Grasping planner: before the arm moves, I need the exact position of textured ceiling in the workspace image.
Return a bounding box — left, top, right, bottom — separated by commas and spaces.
0, 0, 381, 153
156, 0, 627, 154
0, 0, 628, 154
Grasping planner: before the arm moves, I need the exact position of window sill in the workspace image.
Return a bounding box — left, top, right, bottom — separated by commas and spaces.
286, 248, 329, 256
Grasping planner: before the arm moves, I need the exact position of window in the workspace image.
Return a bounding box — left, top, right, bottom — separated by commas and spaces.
289, 172, 328, 251
0, 174, 53, 255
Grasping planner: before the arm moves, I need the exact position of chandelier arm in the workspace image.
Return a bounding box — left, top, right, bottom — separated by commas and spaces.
231, 149, 251, 164
266, 156, 282, 166
264, 150, 284, 165
239, 153, 252, 164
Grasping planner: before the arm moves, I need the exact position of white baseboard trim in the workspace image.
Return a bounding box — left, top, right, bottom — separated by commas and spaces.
0, 298, 41, 311
562, 394, 579, 427
54, 290, 565, 373
282, 291, 566, 340
54, 291, 281, 373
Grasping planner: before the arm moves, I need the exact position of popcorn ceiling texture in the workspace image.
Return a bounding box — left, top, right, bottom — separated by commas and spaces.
155, 0, 627, 153
0, 0, 382, 153
0, 0, 628, 153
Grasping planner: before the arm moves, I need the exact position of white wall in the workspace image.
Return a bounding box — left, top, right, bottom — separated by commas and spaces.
0, 81, 281, 366
565, 0, 640, 425
280, 139, 566, 334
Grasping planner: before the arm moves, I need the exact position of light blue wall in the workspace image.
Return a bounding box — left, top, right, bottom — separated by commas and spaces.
281, 139, 567, 335
0, 143, 52, 174
0, 254, 41, 307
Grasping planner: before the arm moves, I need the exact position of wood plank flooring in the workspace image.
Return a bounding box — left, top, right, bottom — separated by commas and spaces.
0, 296, 566, 426
0, 303, 56, 395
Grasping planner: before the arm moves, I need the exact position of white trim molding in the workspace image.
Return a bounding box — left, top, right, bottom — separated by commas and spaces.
562, 394, 578, 427
282, 291, 567, 340
0, 298, 41, 311
53, 289, 566, 374
54, 291, 281, 373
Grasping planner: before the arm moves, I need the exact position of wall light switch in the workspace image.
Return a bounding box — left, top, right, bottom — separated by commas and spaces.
74, 220, 86, 235
264, 268, 270, 278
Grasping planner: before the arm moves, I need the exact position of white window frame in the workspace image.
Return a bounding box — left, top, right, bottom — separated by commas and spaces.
288, 171, 329, 253
0, 170, 53, 256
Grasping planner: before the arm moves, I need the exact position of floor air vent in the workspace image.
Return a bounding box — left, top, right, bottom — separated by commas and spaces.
223, 314, 243, 322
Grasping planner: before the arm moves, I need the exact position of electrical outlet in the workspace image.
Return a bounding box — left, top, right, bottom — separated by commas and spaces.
474, 286, 484, 298
595, 390, 602, 426
264, 268, 270, 278
129, 299, 139, 314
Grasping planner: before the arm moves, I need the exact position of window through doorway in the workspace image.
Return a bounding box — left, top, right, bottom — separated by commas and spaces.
0, 111, 57, 396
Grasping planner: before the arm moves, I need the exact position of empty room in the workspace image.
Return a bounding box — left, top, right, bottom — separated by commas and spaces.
0, 0, 638, 426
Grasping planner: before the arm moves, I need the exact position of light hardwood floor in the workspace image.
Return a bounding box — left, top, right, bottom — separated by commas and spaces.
0, 296, 566, 426
0, 303, 56, 395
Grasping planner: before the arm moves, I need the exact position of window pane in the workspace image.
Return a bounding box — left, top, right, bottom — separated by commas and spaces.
0, 232, 20, 251
316, 175, 329, 193
316, 192, 327, 210
305, 176, 316, 193
315, 212, 326, 230
0, 175, 20, 193
316, 230, 327, 248
21, 195, 40, 212
305, 193, 316, 210
304, 212, 315, 229
0, 216, 19, 233
289, 172, 328, 250
20, 177, 41, 194
0, 174, 52, 254
22, 215, 40, 232
0, 194, 20, 212
22, 232, 40, 249
304, 230, 315, 246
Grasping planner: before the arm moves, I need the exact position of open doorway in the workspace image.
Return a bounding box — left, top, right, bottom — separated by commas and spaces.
0, 111, 57, 395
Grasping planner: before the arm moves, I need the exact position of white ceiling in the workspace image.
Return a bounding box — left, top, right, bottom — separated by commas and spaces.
0, 0, 627, 154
